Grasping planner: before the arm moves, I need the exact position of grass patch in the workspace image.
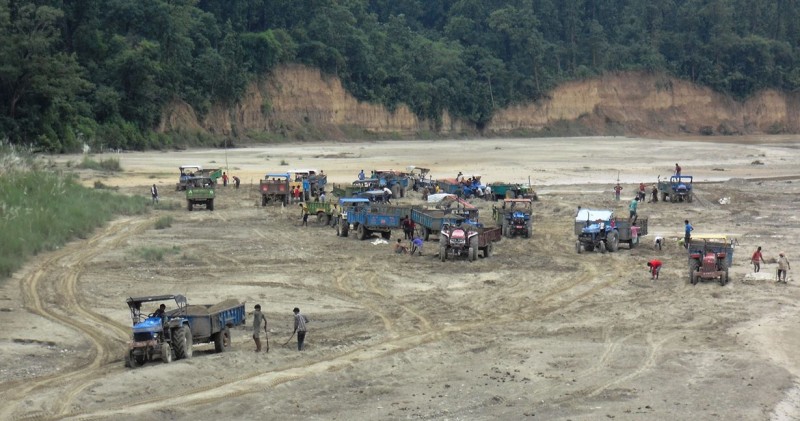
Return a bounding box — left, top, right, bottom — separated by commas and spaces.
153, 200, 183, 210
154, 216, 173, 230
0, 168, 149, 280
78, 156, 122, 172
136, 246, 181, 262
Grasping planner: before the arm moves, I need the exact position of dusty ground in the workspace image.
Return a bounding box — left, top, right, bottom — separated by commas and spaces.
1, 136, 800, 420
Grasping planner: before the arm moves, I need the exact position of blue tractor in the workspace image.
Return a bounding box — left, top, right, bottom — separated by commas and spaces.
494, 198, 533, 238
125, 294, 245, 368
125, 294, 192, 367
575, 209, 620, 253
658, 175, 693, 203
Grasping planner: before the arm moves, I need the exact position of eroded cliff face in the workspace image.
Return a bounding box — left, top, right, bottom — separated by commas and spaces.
159, 65, 800, 138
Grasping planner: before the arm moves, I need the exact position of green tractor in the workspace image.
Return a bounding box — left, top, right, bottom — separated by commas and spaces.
186, 176, 215, 211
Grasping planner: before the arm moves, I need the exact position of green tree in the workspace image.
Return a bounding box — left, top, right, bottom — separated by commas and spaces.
0, 0, 91, 151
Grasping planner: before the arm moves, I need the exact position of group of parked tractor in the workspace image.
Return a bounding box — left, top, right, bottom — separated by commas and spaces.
574, 172, 735, 287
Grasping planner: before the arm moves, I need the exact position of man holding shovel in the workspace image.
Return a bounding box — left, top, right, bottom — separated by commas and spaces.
252, 304, 268, 352
291, 307, 309, 351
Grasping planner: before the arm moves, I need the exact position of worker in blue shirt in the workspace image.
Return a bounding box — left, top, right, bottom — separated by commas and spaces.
684, 219, 693, 248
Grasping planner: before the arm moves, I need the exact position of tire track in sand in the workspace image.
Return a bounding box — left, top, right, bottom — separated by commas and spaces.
56, 260, 616, 420
3, 216, 157, 421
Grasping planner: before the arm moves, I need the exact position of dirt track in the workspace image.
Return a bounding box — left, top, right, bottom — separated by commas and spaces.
1, 137, 799, 420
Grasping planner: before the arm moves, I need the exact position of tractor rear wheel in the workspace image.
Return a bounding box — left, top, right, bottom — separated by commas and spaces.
439, 245, 447, 261
173, 326, 193, 360
161, 343, 172, 363
261, 195, 267, 206
721, 269, 729, 286
207, 199, 214, 211
691, 271, 699, 285
357, 224, 368, 240
607, 231, 619, 252
576, 241, 583, 254
213, 330, 226, 353
485, 242, 493, 258
468, 246, 475, 262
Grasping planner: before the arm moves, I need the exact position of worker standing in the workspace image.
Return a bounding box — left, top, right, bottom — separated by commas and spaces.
252, 304, 268, 353
300, 202, 309, 227
684, 219, 693, 249
629, 197, 638, 223
292, 307, 309, 351
777, 253, 791, 283
675, 163, 682, 176
751, 246, 764, 273
614, 183, 623, 201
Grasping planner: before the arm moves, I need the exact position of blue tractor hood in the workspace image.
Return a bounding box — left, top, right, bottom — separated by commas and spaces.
133, 316, 164, 334
512, 211, 526, 219
583, 223, 603, 234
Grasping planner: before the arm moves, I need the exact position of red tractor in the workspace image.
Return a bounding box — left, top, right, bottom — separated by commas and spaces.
688, 237, 733, 286
439, 223, 502, 262
439, 224, 478, 261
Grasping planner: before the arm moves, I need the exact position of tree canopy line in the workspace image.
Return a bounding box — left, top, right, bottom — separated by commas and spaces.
1, 0, 798, 152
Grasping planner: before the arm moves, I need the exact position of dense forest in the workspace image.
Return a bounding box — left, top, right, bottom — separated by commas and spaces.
1, 0, 799, 152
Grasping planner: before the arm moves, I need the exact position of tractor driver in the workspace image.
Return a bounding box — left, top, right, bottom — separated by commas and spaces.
152, 304, 166, 319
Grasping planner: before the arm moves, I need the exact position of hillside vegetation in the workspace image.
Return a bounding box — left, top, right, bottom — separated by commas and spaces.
1, 0, 798, 151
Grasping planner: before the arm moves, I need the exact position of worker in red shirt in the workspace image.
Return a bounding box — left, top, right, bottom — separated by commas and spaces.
647, 259, 663, 280
751, 246, 764, 273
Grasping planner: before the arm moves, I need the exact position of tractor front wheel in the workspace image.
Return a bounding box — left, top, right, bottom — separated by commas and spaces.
599, 241, 607, 253
128, 350, 143, 368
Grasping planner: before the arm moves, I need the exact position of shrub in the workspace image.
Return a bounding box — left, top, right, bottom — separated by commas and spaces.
136, 246, 180, 262
154, 216, 173, 230
78, 156, 122, 172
